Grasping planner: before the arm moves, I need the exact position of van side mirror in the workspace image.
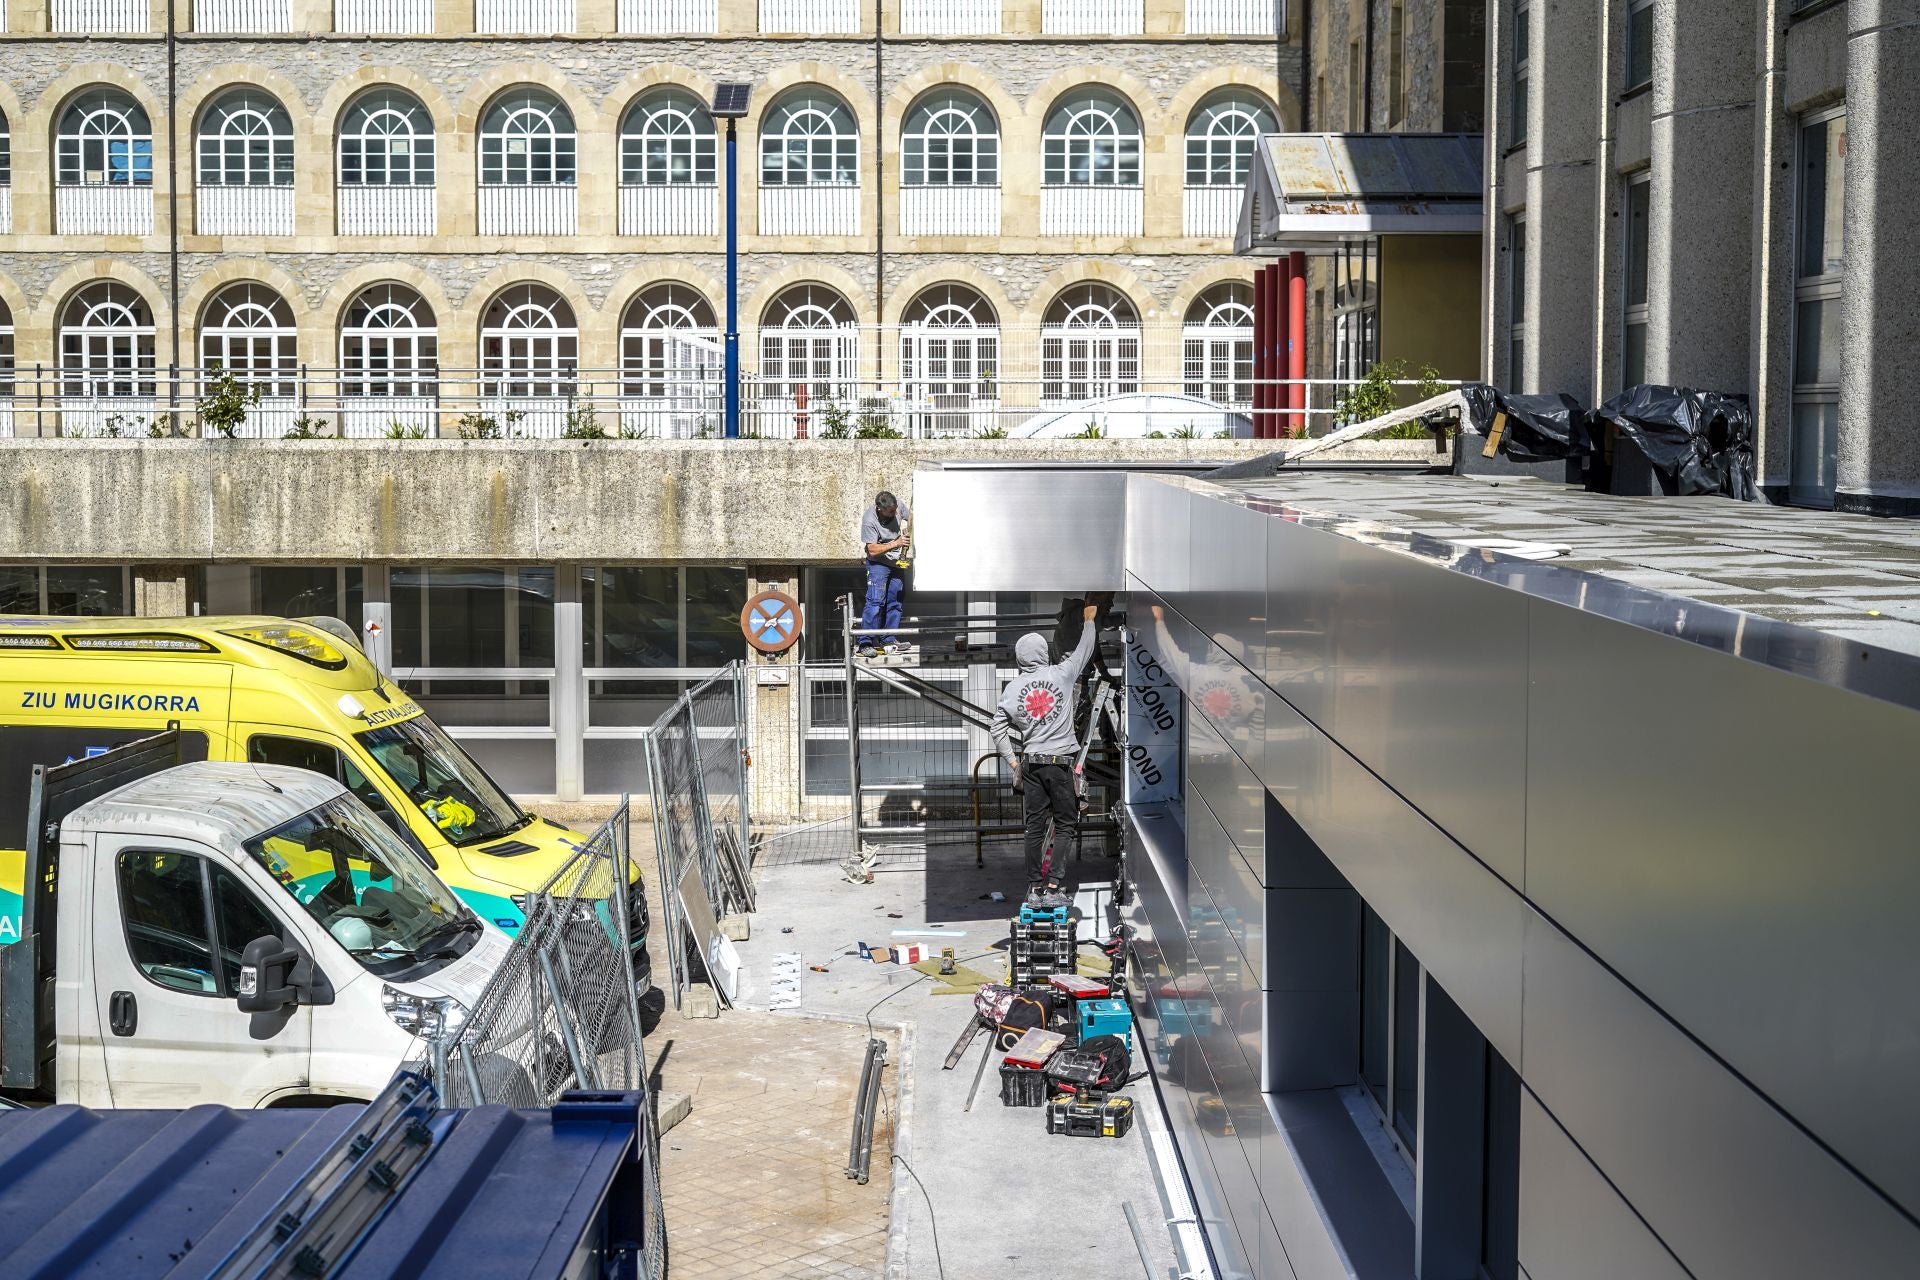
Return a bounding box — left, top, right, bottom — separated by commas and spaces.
238, 935, 302, 1012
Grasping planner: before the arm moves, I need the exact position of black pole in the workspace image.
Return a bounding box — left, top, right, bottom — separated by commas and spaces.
724, 118, 740, 439
165, 0, 181, 433
1300, 0, 1313, 130
1362, 0, 1376, 132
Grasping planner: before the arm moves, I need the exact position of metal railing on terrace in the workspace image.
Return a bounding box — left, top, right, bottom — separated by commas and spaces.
0, 352, 1456, 441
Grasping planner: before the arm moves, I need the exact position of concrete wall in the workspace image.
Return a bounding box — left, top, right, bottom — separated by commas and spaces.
0, 437, 1288, 566
1379, 233, 1481, 381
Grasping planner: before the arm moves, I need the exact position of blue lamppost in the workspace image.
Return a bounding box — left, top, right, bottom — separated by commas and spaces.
711, 82, 753, 440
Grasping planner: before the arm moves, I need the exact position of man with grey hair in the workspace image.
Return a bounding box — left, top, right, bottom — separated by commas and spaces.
991, 602, 1102, 901
858, 490, 910, 658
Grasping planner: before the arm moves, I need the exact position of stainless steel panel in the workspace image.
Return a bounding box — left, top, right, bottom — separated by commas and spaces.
1259, 688, 1525, 1064
1264, 511, 1529, 888
1126, 474, 1193, 596
1527, 597, 1920, 1216
1522, 908, 1920, 1278
910, 467, 1127, 591
1262, 1092, 1401, 1280
1196, 1027, 1275, 1280
1129, 578, 1197, 694
1256, 1202, 1301, 1280
1517, 1091, 1690, 1280
1264, 988, 1360, 1093
1188, 639, 1269, 853
1187, 491, 1271, 679
1266, 889, 1359, 994
1188, 790, 1266, 989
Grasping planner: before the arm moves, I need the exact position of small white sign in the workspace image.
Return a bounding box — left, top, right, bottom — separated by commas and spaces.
755, 665, 792, 687
769, 952, 803, 1011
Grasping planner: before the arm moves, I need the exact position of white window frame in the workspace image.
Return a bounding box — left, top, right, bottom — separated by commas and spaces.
1625, 0, 1654, 92
1511, 4, 1530, 146
903, 90, 999, 188
1621, 173, 1650, 389
1040, 283, 1140, 404
200, 282, 297, 396
619, 284, 721, 438
339, 89, 435, 187
339, 282, 440, 437
57, 90, 154, 187
621, 90, 716, 187
196, 89, 294, 189
480, 284, 579, 402
1043, 89, 1141, 188
1182, 282, 1254, 408
759, 91, 859, 188
757, 284, 859, 408
899, 284, 1000, 435
480, 90, 577, 188
1789, 105, 1847, 508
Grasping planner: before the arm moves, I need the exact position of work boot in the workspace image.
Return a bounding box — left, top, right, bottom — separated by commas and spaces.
1025, 883, 1046, 906
857, 644, 879, 659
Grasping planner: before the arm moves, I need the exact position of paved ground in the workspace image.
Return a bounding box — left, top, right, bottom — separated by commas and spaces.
631, 819, 897, 1280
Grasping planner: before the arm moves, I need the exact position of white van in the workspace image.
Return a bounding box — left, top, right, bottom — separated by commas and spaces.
1, 741, 508, 1108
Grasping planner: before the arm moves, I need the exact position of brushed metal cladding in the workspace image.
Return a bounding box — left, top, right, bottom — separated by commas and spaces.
1264, 1091, 1409, 1279
1261, 688, 1525, 1065
1527, 598, 1920, 1217
1521, 908, 1920, 1278
1265, 988, 1362, 1093
1188, 788, 1267, 989
909, 468, 1127, 590
1186, 491, 1271, 678
1130, 577, 1200, 692
1187, 691, 1266, 878
1188, 639, 1269, 845
1263, 507, 1529, 889
1256, 1203, 1301, 1280
1517, 1091, 1691, 1280
1127, 473, 1194, 597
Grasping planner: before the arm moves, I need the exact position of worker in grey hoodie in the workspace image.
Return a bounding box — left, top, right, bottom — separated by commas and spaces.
991, 603, 1102, 900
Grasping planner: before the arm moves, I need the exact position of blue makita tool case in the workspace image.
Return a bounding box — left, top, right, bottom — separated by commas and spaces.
1078, 996, 1134, 1049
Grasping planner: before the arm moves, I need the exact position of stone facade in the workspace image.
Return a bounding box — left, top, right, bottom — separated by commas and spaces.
0, 13, 1304, 405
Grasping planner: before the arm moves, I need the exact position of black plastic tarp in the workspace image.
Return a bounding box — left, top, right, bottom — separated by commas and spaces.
1594, 385, 1759, 501
1460, 383, 1592, 463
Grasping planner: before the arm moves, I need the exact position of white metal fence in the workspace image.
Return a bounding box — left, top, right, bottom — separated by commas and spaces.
1184, 0, 1274, 33
476, 0, 575, 30
0, 403, 14, 438
338, 185, 437, 236
1040, 184, 1143, 237
0, 348, 1445, 443
193, 0, 290, 29
901, 0, 998, 32
0, 188, 11, 236
619, 184, 718, 237
1042, 0, 1139, 32
55, 186, 155, 236
899, 185, 1000, 237
618, 0, 716, 29
479, 185, 579, 236
334, 0, 433, 30
759, 0, 857, 31
759, 185, 859, 237
1183, 185, 1242, 238
51, 0, 149, 30
196, 186, 296, 237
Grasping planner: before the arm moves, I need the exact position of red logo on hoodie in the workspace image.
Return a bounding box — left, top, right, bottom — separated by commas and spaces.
1023, 687, 1057, 721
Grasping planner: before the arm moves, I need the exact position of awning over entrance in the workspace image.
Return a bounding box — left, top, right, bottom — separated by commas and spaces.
1235, 132, 1485, 254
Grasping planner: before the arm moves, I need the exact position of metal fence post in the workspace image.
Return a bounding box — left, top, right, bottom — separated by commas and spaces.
843, 593, 863, 852
734, 660, 751, 872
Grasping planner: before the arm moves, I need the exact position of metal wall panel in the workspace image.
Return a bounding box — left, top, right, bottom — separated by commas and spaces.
1521, 907, 1920, 1278
1126, 473, 1193, 598
1188, 706, 1266, 883
908, 468, 1127, 590
1261, 504, 1530, 888
1259, 689, 1526, 1065
1526, 598, 1920, 1217
1188, 788, 1266, 990
1186, 491, 1271, 679
1188, 638, 1270, 814
1517, 1091, 1691, 1280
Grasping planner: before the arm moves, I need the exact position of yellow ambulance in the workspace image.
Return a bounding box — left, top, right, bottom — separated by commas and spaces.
0, 616, 646, 977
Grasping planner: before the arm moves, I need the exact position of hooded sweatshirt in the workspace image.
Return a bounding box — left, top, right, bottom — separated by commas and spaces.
990, 624, 1098, 764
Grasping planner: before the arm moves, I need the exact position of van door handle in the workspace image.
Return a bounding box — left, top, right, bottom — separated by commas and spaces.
109, 990, 137, 1037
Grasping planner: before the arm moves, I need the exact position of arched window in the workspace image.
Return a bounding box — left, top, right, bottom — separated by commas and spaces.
620, 283, 720, 437
1042, 89, 1140, 188
56, 90, 153, 187
758, 284, 858, 428
0, 299, 15, 424
1040, 283, 1139, 403
196, 88, 293, 188
759, 89, 858, 188
0, 108, 12, 238
900, 284, 998, 435
480, 89, 575, 187
59, 283, 157, 433
1184, 92, 1276, 188
618, 89, 717, 236
1182, 281, 1254, 407
481, 284, 578, 434
201, 281, 296, 393
339, 88, 435, 187
339, 283, 438, 437
621, 90, 715, 187
902, 90, 997, 188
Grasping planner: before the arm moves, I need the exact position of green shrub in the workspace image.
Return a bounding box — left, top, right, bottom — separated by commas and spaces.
197, 371, 260, 439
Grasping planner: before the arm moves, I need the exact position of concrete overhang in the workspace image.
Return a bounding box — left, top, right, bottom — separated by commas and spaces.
1235, 132, 1486, 255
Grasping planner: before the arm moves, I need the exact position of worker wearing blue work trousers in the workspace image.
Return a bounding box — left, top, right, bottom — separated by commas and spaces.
858, 490, 911, 658
991, 603, 1102, 902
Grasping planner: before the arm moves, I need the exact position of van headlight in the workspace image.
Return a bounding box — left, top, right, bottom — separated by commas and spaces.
381, 986, 468, 1039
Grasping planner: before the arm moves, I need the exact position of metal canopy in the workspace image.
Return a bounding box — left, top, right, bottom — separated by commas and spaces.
1235, 132, 1485, 255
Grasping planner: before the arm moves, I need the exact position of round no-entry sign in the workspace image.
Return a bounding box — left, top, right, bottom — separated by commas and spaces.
741, 589, 803, 654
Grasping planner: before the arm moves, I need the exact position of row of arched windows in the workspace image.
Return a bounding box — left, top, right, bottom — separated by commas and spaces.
0, 83, 1275, 195
0, 279, 1254, 419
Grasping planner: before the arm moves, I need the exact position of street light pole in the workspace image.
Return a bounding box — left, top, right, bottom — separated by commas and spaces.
724, 116, 740, 440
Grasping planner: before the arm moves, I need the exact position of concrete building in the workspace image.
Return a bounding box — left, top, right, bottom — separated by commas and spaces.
1484, 0, 1919, 514
918, 463, 1920, 1278
0, 0, 1305, 439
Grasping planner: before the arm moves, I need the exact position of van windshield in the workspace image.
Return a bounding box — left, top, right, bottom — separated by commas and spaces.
355, 715, 529, 847
244, 794, 480, 977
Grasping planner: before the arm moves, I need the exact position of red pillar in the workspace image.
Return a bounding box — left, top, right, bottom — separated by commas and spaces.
1288, 250, 1308, 436
1252, 264, 1272, 438
1272, 259, 1292, 441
